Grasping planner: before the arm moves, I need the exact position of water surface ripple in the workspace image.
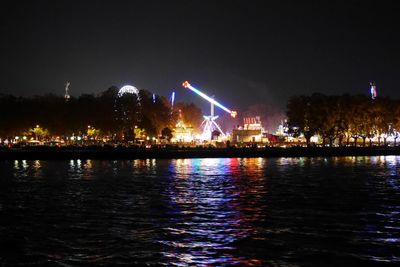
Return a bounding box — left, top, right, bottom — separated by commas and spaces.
0, 156, 399, 266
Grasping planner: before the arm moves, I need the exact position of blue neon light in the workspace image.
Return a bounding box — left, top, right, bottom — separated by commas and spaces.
187, 84, 232, 114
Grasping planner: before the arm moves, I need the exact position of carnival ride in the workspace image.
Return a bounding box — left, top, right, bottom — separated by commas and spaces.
118, 85, 140, 99
182, 81, 237, 140
370, 81, 377, 100
169, 91, 175, 110
168, 91, 176, 117
115, 85, 141, 125
64, 81, 70, 101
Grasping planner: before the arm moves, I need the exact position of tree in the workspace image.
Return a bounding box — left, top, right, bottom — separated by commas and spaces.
97, 86, 119, 136
28, 125, 50, 141
174, 102, 203, 132
87, 126, 101, 140
286, 95, 315, 146
140, 91, 171, 135
161, 127, 173, 141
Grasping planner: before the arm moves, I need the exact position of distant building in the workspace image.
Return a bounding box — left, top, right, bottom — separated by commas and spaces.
232, 116, 268, 144
171, 110, 194, 143
232, 128, 263, 143
275, 119, 289, 136
172, 123, 193, 143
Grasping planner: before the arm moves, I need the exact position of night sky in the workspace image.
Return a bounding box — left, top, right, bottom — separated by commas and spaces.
1, 0, 399, 111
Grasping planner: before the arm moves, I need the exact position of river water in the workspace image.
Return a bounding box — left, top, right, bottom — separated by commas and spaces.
0, 157, 399, 266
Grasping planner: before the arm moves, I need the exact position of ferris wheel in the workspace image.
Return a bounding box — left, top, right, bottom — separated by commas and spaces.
118, 85, 140, 100
115, 85, 142, 126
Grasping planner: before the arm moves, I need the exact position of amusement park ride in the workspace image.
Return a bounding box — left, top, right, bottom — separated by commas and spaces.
182, 81, 237, 140
370, 81, 377, 100
114, 82, 236, 142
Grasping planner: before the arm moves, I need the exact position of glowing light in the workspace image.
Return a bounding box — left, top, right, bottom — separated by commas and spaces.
182, 81, 190, 88
171, 91, 175, 108
118, 85, 139, 98
370, 81, 377, 100
182, 81, 237, 118
310, 135, 319, 143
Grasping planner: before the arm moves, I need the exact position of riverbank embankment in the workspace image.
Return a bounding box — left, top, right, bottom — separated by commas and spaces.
1, 146, 400, 160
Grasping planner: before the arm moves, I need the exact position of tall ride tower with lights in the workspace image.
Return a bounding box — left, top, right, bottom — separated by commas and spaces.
64, 81, 70, 102
370, 81, 377, 100
182, 81, 237, 140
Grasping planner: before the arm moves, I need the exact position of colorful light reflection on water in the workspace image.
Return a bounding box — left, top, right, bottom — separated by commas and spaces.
161, 158, 267, 265
0, 156, 399, 266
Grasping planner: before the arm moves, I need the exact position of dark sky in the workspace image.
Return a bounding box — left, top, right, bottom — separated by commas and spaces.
1, 0, 399, 111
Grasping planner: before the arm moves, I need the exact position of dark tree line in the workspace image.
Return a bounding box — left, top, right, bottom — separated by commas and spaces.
0, 86, 202, 141
286, 94, 400, 146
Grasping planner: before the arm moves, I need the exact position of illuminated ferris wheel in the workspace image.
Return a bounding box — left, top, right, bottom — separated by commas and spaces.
118, 85, 140, 100
115, 85, 142, 128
